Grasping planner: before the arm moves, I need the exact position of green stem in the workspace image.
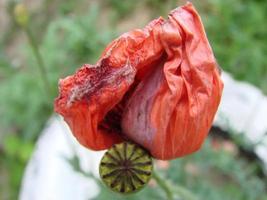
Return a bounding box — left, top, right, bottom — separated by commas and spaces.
152, 170, 174, 200
24, 26, 51, 96
153, 170, 197, 200
172, 185, 197, 200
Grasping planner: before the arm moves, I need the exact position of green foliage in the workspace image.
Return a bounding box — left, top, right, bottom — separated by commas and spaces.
42, 5, 114, 68
0, 71, 51, 140
0, 49, 14, 79
93, 184, 165, 200
200, 0, 267, 93
107, 0, 137, 19
3, 135, 34, 162
166, 138, 266, 200
0, 134, 34, 200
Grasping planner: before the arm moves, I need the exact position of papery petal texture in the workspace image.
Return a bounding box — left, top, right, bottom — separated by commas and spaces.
54, 3, 223, 160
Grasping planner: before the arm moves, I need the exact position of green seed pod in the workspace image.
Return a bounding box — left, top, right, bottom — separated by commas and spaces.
99, 142, 153, 194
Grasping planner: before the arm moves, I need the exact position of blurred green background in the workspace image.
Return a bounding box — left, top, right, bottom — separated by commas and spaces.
0, 0, 267, 199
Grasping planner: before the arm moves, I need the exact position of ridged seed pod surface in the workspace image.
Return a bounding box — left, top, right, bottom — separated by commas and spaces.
99, 142, 153, 194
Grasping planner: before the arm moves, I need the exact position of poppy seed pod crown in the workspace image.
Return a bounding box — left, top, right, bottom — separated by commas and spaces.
54, 2, 223, 160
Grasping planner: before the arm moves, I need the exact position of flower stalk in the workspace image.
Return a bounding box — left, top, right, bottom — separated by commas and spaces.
14, 3, 51, 96
152, 170, 174, 200
152, 170, 197, 200
25, 26, 51, 95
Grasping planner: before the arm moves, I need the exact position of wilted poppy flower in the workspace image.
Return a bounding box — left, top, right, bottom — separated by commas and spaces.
54, 2, 223, 160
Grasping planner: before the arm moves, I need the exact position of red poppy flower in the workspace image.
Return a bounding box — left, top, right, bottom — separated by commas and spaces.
54, 3, 223, 160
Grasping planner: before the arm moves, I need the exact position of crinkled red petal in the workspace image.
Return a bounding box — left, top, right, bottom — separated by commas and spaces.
54, 3, 223, 159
